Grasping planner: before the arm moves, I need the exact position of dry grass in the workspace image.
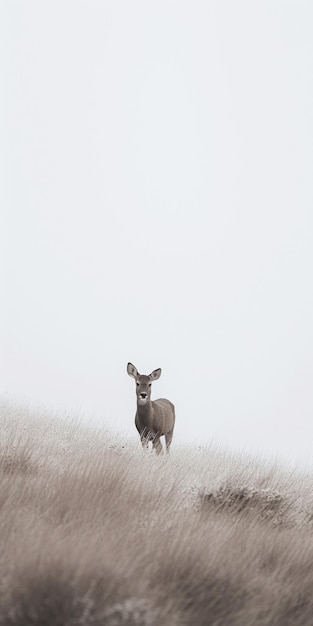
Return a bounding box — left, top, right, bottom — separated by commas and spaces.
1, 399, 313, 625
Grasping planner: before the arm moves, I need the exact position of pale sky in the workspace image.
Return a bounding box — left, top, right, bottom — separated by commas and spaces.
1, 1, 313, 465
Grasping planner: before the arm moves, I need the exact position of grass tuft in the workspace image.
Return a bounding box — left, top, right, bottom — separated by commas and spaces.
0, 447, 36, 476
199, 483, 287, 524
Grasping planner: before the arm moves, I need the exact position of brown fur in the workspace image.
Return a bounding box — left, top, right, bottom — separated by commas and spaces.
127, 363, 175, 454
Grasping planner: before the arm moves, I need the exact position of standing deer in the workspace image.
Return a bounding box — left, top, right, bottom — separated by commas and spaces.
127, 362, 175, 454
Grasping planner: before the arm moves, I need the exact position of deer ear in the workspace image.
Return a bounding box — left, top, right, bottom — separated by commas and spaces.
127, 362, 138, 378
150, 368, 161, 381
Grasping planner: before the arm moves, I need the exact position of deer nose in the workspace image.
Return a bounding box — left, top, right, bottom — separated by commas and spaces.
140, 392, 147, 399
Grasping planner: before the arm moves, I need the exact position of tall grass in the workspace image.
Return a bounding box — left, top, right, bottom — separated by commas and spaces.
1, 398, 313, 625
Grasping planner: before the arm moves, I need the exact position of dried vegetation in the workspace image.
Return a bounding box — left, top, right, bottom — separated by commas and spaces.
1, 399, 313, 625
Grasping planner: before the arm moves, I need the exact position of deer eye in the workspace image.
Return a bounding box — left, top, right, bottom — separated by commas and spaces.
136, 382, 140, 386
148, 383, 152, 387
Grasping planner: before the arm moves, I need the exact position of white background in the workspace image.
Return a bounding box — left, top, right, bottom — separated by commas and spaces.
1, 1, 313, 465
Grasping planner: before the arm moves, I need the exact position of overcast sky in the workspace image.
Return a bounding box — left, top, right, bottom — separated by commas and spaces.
1, 1, 313, 465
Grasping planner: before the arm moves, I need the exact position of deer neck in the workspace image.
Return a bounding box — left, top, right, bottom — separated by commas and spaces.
137, 400, 153, 426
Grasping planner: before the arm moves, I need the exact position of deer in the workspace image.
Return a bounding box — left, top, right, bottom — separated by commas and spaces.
127, 362, 175, 454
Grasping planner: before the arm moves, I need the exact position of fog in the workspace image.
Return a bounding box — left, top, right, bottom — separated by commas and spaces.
2, 1, 313, 465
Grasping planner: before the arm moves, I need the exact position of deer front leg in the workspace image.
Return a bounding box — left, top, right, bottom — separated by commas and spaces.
152, 434, 163, 455
139, 427, 150, 450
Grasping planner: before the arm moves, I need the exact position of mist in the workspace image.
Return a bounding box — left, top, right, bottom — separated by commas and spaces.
2, 1, 313, 465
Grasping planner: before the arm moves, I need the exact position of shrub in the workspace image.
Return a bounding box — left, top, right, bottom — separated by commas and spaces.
199, 483, 287, 524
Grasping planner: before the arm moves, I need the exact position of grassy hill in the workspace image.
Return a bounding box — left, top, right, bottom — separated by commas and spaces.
1, 399, 313, 625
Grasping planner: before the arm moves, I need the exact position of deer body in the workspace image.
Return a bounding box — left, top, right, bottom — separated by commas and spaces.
127, 363, 175, 454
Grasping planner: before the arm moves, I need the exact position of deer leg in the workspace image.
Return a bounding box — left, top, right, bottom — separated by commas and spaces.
152, 435, 163, 455
140, 428, 149, 450
165, 430, 173, 453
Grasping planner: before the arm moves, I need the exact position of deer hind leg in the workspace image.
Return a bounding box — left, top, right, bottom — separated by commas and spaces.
165, 429, 173, 454
152, 434, 163, 455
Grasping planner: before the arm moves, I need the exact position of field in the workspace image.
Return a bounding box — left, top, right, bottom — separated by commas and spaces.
1, 399, 313, 625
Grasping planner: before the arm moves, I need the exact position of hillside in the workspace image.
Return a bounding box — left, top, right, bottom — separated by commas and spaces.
1, 399, 313, 625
